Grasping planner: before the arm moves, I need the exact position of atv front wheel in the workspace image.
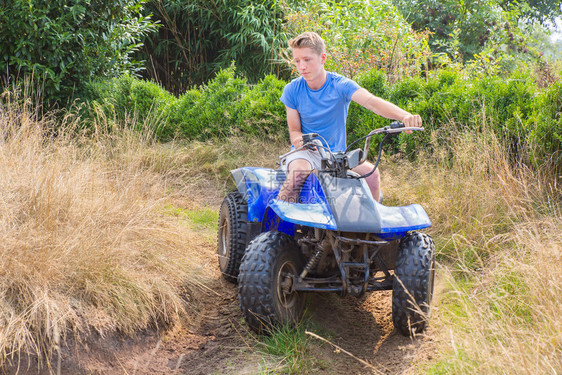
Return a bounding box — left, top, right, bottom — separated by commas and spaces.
392, 231, 435, 337
217, 190, 248, 283
238, 231, 305, 334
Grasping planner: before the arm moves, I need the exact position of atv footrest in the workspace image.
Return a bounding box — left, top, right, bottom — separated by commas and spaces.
293, 274, 393, 293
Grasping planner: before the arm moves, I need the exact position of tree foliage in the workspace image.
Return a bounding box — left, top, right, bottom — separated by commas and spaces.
283, 0, 431, 81
390, 0, 556, 63
392, 0, 505, 60
499, 0, 562, 24
136, 0, 289, 94
0, 0, 156, 105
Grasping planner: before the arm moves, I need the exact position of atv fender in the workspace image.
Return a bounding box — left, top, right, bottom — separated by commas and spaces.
232, 168, 337, 232
318, 173, 431, 239
231, 167, 285, 222
266, 199, 337, 231
266, 172, 337, 230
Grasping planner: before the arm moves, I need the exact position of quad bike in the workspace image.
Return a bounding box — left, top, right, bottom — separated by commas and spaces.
217, 122, 435, 337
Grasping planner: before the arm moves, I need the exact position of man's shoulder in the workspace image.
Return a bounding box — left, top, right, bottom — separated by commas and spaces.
280, 76, 305, 108
283, 76, 304, 92
285, 76, 305, 88
327, 71, 354, 84
328, 71, 361, 95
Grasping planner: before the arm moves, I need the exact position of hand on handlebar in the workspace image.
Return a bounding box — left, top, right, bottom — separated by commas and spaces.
292, 137, 304, 149
301, 133, 318, 151
401, 114, 423, 134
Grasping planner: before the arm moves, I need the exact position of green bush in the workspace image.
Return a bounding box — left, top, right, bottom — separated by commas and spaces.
86, 74, 175, 138
86, 66, 288, 141
234, 75, 287, 139
165, 90, 203, 139
174, 67, 249, 139
527, 80, 562, 166
84, 65, 560, 170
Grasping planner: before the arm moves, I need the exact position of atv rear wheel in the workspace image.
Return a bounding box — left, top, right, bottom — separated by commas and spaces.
217, 190, 248, 283
238, 231, 305, 334
392, 231, 435, 337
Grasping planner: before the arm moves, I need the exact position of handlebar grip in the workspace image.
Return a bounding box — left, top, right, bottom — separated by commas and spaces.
390, 121, 405, 129
302, 133, 319, 143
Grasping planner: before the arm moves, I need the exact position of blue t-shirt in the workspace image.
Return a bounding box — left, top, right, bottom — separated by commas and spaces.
280, 72, 360, 152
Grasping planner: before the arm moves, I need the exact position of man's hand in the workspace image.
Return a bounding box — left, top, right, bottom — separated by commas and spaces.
291, 136, 304, 149
292, 136, 318, 151
401, 114, 422, 128
401, 114, 422, 134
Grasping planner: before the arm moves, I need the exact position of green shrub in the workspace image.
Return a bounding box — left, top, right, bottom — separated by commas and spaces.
175, 67, 249, 139
234, 75, 287, 139
165, 90, 203, 139
87, 66, 261, 141
527, 80, 562, 166
86, 74, 176, 138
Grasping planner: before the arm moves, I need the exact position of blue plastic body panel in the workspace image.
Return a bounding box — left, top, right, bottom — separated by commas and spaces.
231, 167, 285, 223
373, 202, 431, 239
230, 167, 431, 239
268, 172, 336, 230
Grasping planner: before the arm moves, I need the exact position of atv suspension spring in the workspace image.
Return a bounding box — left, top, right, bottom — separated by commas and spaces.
299, 246, 325, 280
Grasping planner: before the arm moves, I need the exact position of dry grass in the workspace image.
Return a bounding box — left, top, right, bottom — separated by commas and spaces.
383, 121, 561, 374
0, 91, 286, 369
0, 95, 194, 365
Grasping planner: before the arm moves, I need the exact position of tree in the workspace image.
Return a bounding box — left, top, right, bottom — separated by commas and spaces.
136, 0, 289, 93
392, 0, 560, 62
0, 0, 156, 105
283, 0, 431, 81
392, 0, 508, 60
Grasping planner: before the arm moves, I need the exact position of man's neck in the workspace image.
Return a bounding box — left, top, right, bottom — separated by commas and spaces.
305, 69, 327, 90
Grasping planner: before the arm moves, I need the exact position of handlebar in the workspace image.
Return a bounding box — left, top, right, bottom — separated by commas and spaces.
358, 122, 423, 164
279, 122, 423, 173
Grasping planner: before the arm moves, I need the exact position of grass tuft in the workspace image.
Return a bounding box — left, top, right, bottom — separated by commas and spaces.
256, 323, 318, 375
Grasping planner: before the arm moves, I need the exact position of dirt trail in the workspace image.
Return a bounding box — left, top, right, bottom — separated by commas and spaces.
63, 279, 433, 374
7, 223, 434, 375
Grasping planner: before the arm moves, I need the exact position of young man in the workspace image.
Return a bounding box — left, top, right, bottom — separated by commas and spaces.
278, 31, 422, 203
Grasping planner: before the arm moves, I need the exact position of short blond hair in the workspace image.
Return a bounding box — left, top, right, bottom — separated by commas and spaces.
288, 32, 326, 55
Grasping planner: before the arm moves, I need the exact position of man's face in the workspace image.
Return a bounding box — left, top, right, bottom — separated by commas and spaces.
292, 47, 326, 82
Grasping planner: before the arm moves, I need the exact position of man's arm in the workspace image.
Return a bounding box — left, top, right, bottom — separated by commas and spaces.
286, 106, 305, 148
351, 88, 422, 127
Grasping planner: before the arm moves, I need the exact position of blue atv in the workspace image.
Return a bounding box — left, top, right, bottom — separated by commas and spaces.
217, 122, 435, 337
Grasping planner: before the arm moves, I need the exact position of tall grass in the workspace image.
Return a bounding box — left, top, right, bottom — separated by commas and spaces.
0, 94, 201, 367
383, 120, 561, 374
